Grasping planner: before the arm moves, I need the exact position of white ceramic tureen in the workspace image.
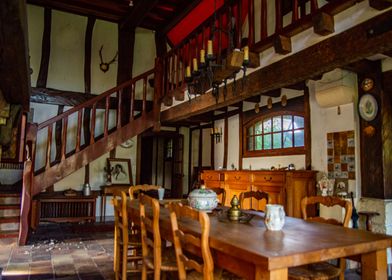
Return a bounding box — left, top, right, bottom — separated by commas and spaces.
188, 185, 218, 212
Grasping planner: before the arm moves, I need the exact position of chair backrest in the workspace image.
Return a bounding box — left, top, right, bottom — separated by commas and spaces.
129, 185, 161, 200
239, 190, 269, 211
113, 190, 129, 234
139, 194, 162, 269
169, 203, 214, 280
301, 196, 353, 227
209, 188, 226, 206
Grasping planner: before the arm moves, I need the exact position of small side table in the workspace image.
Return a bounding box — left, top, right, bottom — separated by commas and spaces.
358, 211, 380, 231
100, 184, 130, 222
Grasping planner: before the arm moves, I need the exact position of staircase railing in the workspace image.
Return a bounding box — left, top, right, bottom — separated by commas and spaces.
161, 0, 360, 103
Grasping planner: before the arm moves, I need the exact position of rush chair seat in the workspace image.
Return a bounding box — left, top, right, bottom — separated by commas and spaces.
129, 184, 161, 200
288, 196, 353, 280
169, 202, 244, 280
238, 190, 269, 212
139, 193, 178, 280
112, 191, 143, 280
208, 188, 226, 206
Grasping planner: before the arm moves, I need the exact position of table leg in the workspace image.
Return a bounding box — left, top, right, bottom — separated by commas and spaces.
361, 249, 388, 280
100, 194, 106, 223
255, 266, 288, 280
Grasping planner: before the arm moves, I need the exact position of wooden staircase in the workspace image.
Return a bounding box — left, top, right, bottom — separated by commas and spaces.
19, 61, 163, 245
0, 191, 21, 238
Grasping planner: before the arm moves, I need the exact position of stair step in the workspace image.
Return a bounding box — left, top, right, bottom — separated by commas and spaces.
0, 192, 20, 197
0, 216, 20, 224
0, 229, 19, 238
0, 204, 20, 210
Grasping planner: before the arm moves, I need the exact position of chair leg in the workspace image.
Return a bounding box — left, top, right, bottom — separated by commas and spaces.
154, 269, 161, 280
339, 258, 346, 280
122, 244, 128, 280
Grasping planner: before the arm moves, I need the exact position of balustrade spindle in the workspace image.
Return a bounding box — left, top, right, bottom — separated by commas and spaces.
275, 0, 283, 33
90, 103, 96, 145
170, 54, 174, 92
45, 125, 52, 170
130, 84, 135, 121
61, 118, 68, 161
76, 110, 82, 152
143, 77, 147, 113
104, 96, 109, 137
260, 0, 267, 40
117, 90, 122, 129
292, 0, 299, 21
236, 0, 243, 48
248, 0, 255, 47
310, 0, 318, 14
176, 48, 180, 89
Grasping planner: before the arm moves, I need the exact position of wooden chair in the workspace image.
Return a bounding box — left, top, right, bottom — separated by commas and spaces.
239, 190, 269, 211
129, 184, 161, 200
112, 191, 142, 280
209, 187, 226, 206
288, 196, 353, 280
139, 193, 178, 280
169, 202, 244, 280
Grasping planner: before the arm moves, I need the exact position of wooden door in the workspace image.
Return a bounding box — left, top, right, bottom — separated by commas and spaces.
171, 134, 184, 198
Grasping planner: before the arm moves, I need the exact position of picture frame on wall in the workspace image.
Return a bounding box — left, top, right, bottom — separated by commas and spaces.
107, 158, 133, 185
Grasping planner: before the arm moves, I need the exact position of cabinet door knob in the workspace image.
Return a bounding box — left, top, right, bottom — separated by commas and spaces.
264, 176, 272, 181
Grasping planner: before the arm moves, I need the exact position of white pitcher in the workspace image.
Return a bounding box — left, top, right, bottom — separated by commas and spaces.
264, 204, 285, 231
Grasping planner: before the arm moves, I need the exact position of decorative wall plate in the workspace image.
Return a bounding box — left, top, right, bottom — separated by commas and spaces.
361, 78, 374, 92
120, 139, 134, 148
358, 94, 378, 121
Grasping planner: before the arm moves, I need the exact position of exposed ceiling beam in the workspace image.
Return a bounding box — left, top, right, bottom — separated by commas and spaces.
161, 10, 392, 123
27, 0, 127, 22
0, 0, 30, 110
160, 0, 201, 35
121, 0, 159, 28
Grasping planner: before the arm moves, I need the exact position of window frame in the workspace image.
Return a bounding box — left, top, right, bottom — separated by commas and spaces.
243, 111, 306, 157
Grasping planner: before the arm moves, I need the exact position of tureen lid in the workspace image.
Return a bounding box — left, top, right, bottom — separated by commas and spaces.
189, 184, 217, 199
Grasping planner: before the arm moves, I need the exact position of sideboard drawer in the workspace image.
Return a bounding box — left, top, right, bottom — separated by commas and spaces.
253, 172, 285, 184
225, 172, 251, 183
201, 172, 221, 181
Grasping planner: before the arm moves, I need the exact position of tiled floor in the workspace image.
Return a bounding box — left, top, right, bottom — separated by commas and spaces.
0, 222, 368, 280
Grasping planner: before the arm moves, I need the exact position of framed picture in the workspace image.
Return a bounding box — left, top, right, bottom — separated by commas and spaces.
107, 158, 133, 185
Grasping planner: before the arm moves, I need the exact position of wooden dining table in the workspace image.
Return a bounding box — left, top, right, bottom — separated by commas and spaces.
128, 200, 392, 280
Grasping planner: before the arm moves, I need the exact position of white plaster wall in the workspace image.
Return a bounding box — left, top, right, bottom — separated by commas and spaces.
213, 119, 225, 169
227, 115, 239, 170
27, 5, 44, 86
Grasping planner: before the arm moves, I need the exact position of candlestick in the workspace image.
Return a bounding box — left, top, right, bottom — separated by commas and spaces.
207, 40, 213, 56
200, 49, 205, 63
193, 58, 198, 72
186, 66, 191, 77
244, 46, 249, 61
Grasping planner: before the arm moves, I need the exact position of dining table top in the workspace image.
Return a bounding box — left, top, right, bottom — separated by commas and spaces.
128, 199, 392, 279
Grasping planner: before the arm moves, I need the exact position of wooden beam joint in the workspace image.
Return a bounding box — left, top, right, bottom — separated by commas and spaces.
312, 12, 335, 36
274, 34, 292, 55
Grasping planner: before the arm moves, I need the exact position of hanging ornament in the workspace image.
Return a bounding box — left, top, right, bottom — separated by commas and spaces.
254, 103, 260, 113
281, 95, 287, 107
267, 97, 273, 109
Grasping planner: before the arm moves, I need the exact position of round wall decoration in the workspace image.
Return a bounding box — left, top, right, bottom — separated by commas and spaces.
120, 139, 134, 148
361, 78, 374, 92
358, 94, 378, 121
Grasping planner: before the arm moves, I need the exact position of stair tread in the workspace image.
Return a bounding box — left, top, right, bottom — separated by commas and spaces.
0, 216, 20, 223
0, 229, 19, 238
0, 204, 20, 209
0, 192, 20, 197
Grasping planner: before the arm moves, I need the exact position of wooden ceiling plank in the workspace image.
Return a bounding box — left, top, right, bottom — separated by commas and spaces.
161, 10, 392, 123
121, 0, 159, 28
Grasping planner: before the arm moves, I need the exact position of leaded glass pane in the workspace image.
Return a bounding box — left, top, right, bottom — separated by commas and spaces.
273, 133, 282, 149
255, 136, 262, 150
294, 129, 305, 147
263, 134, 271, 149
283, 131, 293, 148
294, 116, 304, 129
247, 137, 254, 151
263, 118, 272, 133
248, 126, 253, 136
272, 116, 282, 132
283, 115, 293, 130
255, 122, 262, 134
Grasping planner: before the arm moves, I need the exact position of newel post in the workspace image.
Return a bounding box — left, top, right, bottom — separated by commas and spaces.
153, 57, 164, 132
18, 123, 37, 245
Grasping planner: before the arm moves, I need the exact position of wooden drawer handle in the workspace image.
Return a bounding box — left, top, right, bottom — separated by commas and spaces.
207, 176, 212, 179
234, 176, 241, 180
264, 176, 272, 181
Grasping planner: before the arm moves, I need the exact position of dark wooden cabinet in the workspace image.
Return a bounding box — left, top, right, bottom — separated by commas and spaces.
202, 170, 317, 218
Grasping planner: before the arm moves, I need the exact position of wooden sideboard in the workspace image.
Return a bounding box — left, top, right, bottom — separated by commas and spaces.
201, 170, 317, 218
